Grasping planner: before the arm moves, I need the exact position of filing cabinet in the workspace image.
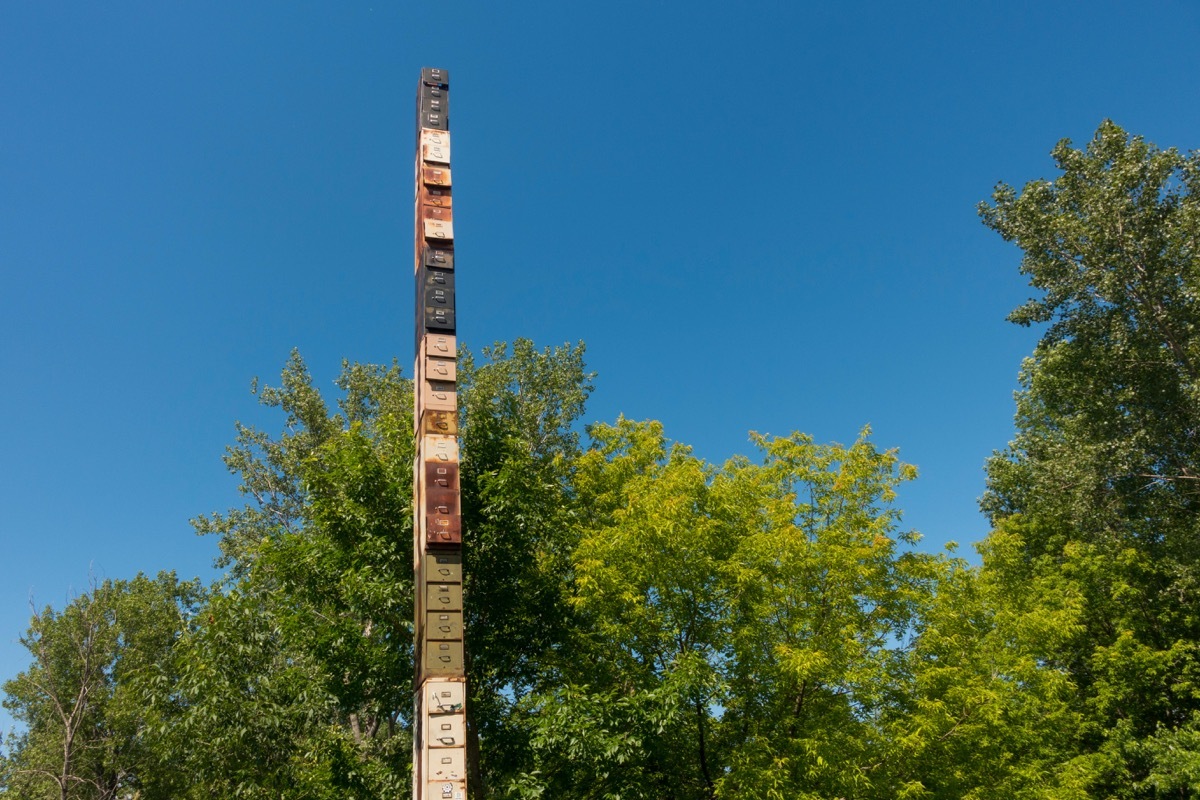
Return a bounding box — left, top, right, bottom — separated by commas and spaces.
427, 748, 466, 782
425, 356, 456, 381
423, 219, 454, 241
426, 486, 460, 516
423, 247, 455, 270
419, 92, 448, 130
422, 434, 459, 463
423, 166, 452, 187
421, 306, 456, 333
419, 95, 447, 114
421, 409, 458, 436
419, 267, 453, 302
421, 551, 462, 583
426, 514, 462, 547
424, 641, 465, 674
421, 111, 447, 130
426, 782, 466, 800
420, 95, 448, 118
425, 680, 465, 712
414, 65, 466, 798
423, 334, 456, 359
424, 713, 466, 748
426, 611, 463, 640
421, 67, 449, 88
422, 186, 452, 207
425, 780, 467, 800
417, 277, 456, 334
421, 380, 457, 411
423, 289, 455, 322
421, 306, 456, 332
421, 205, 453, 223
422, 267, 455, 290
424, 283, 456, 311
425, 582, 462, 611
424, 461, 459, 492
421, 129, 451, 164
426, 499, 456, 518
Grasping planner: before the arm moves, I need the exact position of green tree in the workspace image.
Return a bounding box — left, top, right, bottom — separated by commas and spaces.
888, 518, 1091, 799
717, 429, 942, 799
515, 418, 733, 800
1, 573, 202, 800
455, 340, 594, 792
505, 421, 947, 800
168, 355, 416, 797
980, 121, 1200, 797
173, 341, 594, 798
4, 340, 1016, 799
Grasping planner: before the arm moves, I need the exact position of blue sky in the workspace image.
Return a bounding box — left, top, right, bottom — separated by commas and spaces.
2, 1, 1198, 731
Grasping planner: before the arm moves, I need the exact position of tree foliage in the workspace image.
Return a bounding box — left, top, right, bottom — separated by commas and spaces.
4, 122, 1198, 799
506, 421, 948, 800
1, 573, 203, 800
979, 121, 1200, 797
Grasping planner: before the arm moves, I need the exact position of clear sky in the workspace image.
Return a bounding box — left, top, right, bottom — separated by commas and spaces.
2, 1, 1198, 733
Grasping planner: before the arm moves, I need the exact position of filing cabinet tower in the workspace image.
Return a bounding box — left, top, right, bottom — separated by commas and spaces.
412, 67, 467, 800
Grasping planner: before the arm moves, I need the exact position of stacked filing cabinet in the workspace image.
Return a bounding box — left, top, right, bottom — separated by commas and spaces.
412, 67, 467, 800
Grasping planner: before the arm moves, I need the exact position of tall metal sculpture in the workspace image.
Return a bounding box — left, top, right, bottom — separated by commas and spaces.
412, 67, 467, 800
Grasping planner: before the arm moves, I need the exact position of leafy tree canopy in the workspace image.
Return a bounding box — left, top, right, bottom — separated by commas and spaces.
980, 120, 1200, 798
5, 121, 1198, 799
